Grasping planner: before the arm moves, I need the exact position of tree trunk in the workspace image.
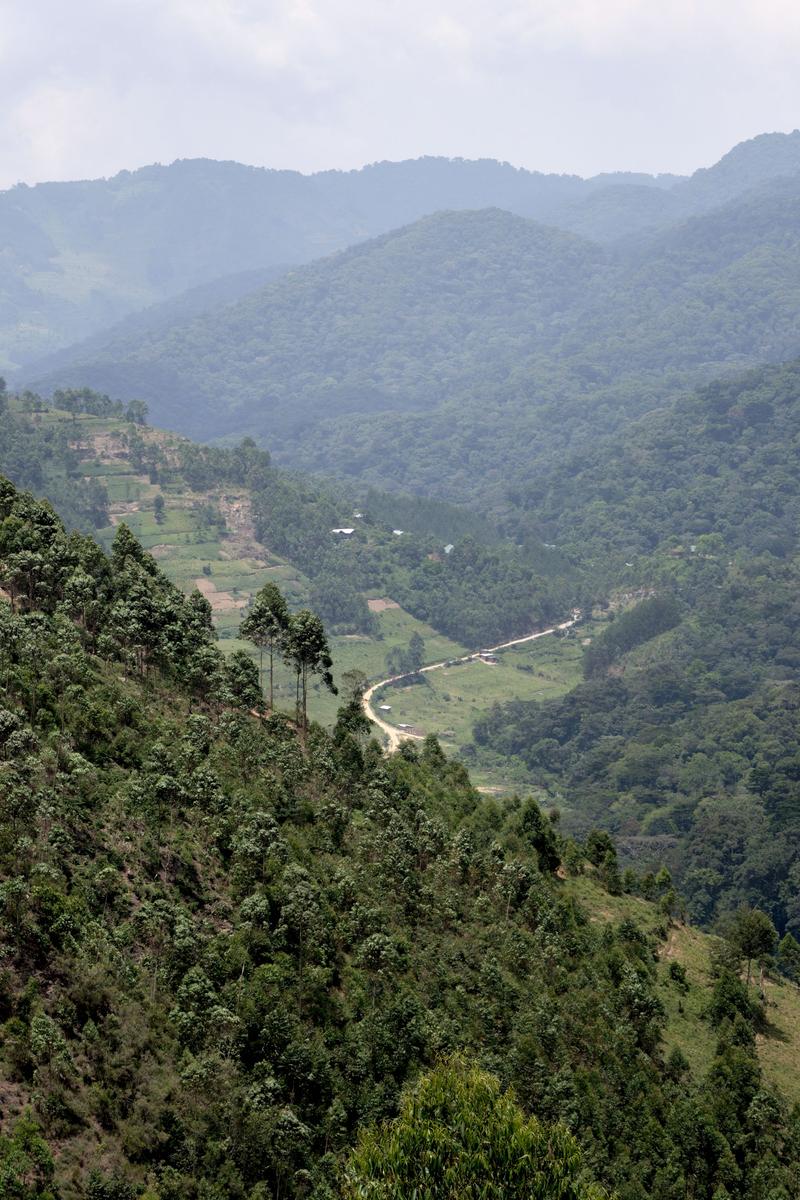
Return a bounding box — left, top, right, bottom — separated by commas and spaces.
268, 641, 274, 712
301, 664, 308, 738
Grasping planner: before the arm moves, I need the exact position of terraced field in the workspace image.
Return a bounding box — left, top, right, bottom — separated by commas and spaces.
37, 406, 591, 781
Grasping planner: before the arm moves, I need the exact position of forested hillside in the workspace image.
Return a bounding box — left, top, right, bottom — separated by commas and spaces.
467, 361, 800, 935
6, 130, 800, 373
1, 474, 799, 1199
29, 209, 603, 446
31, 173, 800, 511
0, 155, 650, 371
513, 359, 800, 566
0, 386, 571, 653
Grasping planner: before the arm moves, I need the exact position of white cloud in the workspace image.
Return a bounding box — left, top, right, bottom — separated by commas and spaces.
0, 0, 799, 187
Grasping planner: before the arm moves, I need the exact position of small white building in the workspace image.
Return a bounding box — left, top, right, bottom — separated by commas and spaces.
444, 543, 454, 555
331, 527, 355, 536
379, 704, 392, 712
392, 529, 404, 536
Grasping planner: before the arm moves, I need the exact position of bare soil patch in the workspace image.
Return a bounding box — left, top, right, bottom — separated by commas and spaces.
367, 597, 400, 612
193, 576, 247, 613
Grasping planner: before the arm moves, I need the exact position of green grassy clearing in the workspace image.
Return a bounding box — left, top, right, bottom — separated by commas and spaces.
566, 876, 800, 1104
371, 629, 587, 753
41, 407, 591, 750
223, 606, 469, 728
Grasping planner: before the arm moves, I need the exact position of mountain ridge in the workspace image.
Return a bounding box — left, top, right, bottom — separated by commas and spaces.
5, 130, 800, 371
28, 173, 800, 512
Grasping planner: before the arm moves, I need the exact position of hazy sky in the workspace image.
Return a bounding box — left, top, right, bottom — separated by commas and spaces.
1, 0, 799, 188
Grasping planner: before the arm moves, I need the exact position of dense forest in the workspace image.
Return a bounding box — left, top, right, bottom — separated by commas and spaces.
6, 131, 800, 372
0, 474, 799, 1199
511, 359, 800, 567
466, 361, 800, 934
30, 171, 800, 516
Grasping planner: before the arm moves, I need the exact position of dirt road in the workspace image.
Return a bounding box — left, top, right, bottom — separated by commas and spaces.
362, 613, 580, 751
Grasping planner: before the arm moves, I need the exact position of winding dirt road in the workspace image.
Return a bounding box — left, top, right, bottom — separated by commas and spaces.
362, 613, 580, 751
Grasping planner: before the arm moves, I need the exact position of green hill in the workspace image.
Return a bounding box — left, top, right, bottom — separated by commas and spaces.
31, 174, 800, 513
0, 473, 798, 1199
467, 360, 800, 934
7, 130, 800, 373
28, 208, 603, 446
0, 155, 632, 372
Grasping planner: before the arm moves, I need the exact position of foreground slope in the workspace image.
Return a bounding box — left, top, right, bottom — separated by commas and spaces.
0, 476, 798, 1199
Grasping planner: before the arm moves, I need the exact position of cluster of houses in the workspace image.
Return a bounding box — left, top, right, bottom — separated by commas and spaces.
377, 703, 413, 731
330, 516, 456, 554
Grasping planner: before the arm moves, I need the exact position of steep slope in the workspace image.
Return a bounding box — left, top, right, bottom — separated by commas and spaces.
32, 175, 800, 509
0, 475, 798, 1200
469, 360, 800, 932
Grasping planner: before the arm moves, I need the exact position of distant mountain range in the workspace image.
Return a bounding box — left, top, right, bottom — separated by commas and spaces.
4, 129, 800, 370
28, 163, 800, 511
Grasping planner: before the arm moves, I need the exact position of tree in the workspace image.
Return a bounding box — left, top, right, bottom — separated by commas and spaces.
727, 907, 778, 986
519, 798, 560, 873
777, 932, 800, 981
0, 1114, 55, 1199
585, 829, 615, 868
386, 632, 427, 677
153, 494, 165, 526
407, 631, 425, 672
221, 650, 262, 709
284, 609, 336, 736
240, 583, 290, 711
342, 1057, 607, 1199
124, 399, 149, 426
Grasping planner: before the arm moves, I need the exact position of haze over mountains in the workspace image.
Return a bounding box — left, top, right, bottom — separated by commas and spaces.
24, 133, 800, 512
4, 128, 800, 377
7, 111, 800, 1196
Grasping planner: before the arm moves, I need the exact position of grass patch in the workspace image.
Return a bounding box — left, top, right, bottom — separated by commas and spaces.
371, 630, 586, 757
565, 875, 800, 1103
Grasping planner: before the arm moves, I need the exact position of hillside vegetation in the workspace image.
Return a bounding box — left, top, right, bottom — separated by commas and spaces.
466, 361, 800, 935
0, 474, 799, 1199
31, 173, 800, 512
8, 130, 800, 371
0, 392, 580, 774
